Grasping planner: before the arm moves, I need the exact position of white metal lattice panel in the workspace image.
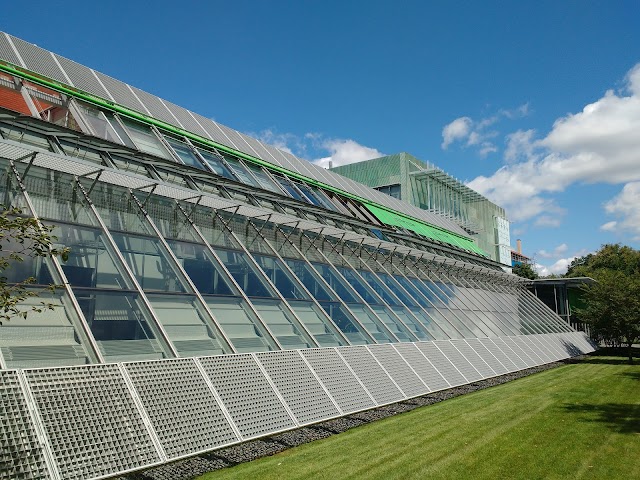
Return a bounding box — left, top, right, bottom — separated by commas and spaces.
528, 335, 557, 362
164, 102, 212, 140
0, 370, 52, 480
394, 343, 449, 391
24, 364, 160, 480
555, 332, 580, 357
255, 351, 340, 425
129, 86, 182, 127
550, 333, 573, 358
502, 337, 536, 367
366, 344, 428, 398
8, 35, 69, 85
435, 341, 483, 382
53, 55, 111, 99
300, 348, 375, 414
124, 359, 239, 460
198, 355, 296, 439
512, 336, 545, 365
464, 338, 507, 375
92, 71, 148, 114
0, 33, 24, 67
416, 342, 467, 386
479, 338, 518, 372
450, 339, 495, 378
493, 337, 529, 369
337, 346, 404, 405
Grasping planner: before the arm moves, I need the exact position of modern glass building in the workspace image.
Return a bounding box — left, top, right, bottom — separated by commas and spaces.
0, 32, 594, 480
331, 153, 512, 265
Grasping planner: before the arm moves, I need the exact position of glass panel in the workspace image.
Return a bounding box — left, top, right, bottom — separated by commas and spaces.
74, 289, 168, 362
51, 223, 130, 290
423, 307, 465, 339
146, 293, 227, 356
409, 307, 450, 340
0, 288, 92, 368
285, 259, 333, 301
390, 306, 430, 340
167, 240, 235, 296
288, 300, 345, 347
347, 304, 394, 343
251, 298, 312, 349
358, 270, 400, 306
155, 168, 191, 188
223, 156, 260, 187
120, 118, 172, 159
337, 267, 379, 305
165, 137, 207, 170
0, 218, 54, 286
203, 296, 274, 352
243, 163, 282, 193
370, 305, 414, 342
111, 232, 187, 293
254, 254, 308, 300
110, 155, 153, 177
311, 262, 358, 303
215, 248, 275, 298
273, 175, 305, 201
59, 140, 105, 165
195, 148, 236, 180
319, 303, 371, 345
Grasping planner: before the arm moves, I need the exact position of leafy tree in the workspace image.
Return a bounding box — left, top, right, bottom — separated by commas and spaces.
571, 244, 640, 363
0, 206, 69, 324
512, 263, 538, 280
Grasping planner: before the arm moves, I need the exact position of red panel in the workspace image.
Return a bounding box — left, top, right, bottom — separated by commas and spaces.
0, 86, 31, 115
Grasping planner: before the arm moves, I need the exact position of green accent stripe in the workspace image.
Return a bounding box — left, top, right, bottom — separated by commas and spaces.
365, 204, 487, 256
0, 60, 480, 254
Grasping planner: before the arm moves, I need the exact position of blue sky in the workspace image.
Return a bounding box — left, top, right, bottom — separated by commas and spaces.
3, 1, 640, 274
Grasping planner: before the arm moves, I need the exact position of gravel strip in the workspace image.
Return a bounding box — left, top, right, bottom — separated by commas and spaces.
122, 357, 582, 480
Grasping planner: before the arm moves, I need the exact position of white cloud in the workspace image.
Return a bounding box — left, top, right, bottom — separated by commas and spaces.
441, 103, 530, 155
534, 256, 576, 276
533, 215, 562, 228
313, 139, 383, 169
441, 117, 472, 149
537, 243, 568, 259
467, 62, 640, 228
603, 181, 640, 238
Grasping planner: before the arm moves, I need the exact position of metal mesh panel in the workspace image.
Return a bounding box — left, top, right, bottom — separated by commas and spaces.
300, 348, 375, 413
216, 124, 258, 157
164, 102, 212, 139
502, 337, 536, 367
337, 346, 404, 405
255, 351, 340, 425
434, 340, 484, 382
0, 33, 24, 67
512, 336, 544, 365
367, 344, 428, 398
258, 143, 286, 167
53, 55, 110, 99
93, 71, 148, 113
198, 355, 296, 439
479, 338, 517, 372
548, 333, 571, 358
240, 134, 275, 164
8, 35, 69, 84
415, 341, 467, 386
24, 364, 160, 480
493, 337, 529, 369
464, 338, 507, 375
124, 359, 239, 460
129, 86, 182, 127
451, 339, 495, 378
393, 343, 449, 391
0, 371, 52, 480
528, 335, 556, 362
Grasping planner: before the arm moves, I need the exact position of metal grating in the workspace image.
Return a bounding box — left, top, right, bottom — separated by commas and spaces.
0, 33, 24, 67
129, 86, 183, 127
393, 343, 449, 392
493, 337, 529, 370
8, 35, 69, 85
464, 338, 507, 375
255, 351, 340, 425
300, 348, 375, 414
53, 54, 110, 99
502, 337, 536, 367
415, 341, 467, 386
24, 364, 160, 480
124, 359, 239, 460
528, 335, 556, 362
433, 340, 483, 382
164, 102, 212, 139
513, 336, 544, 365
367, 344, 428, 398
336, 346, 404, 405
0, 370, 52, 480
451, 339, 496, 378
198, 354, 296, 439
93, 71, 148, 114
216, 124, 259, 158
479, 338, 518, 372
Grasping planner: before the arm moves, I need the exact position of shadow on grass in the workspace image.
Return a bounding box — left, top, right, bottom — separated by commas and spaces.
563, 403, 640, 434
620, 372, 640, 381
580, 357, 638, 365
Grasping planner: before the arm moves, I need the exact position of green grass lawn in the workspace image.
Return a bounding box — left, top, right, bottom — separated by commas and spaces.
198, 357, 640, 480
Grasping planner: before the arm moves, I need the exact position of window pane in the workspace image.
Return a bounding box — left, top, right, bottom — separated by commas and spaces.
215, 248, 274, 298
254, 254, 309, 300
165, 137, 206, 170
120, 118, 172, 159
195, 149, 236, 180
